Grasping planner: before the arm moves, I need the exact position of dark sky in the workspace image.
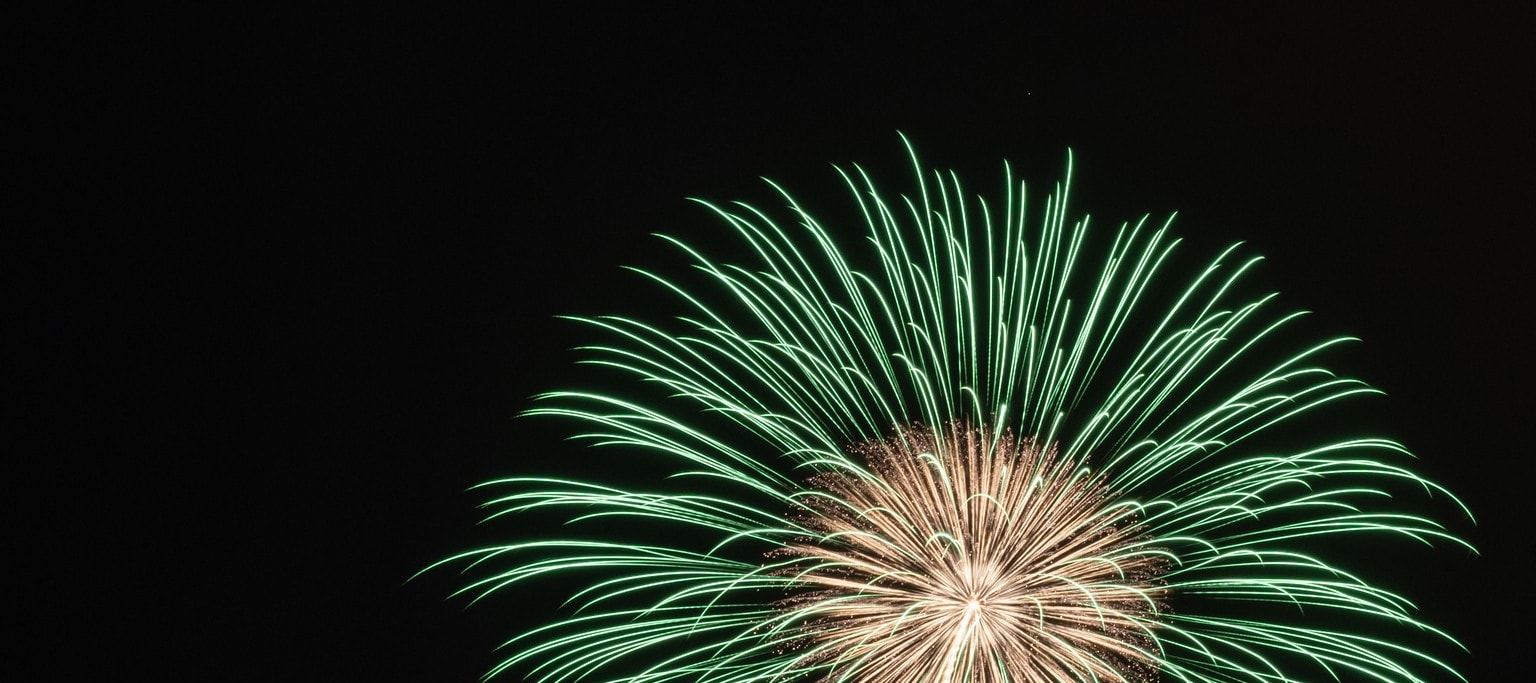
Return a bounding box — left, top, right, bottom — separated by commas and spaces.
37, 5, 1530, 681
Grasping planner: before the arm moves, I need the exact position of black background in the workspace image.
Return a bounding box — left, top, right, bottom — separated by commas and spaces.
31, 4, 1530, 681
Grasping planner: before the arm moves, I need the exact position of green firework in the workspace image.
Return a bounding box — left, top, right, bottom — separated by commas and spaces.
428, 140, 1472, 682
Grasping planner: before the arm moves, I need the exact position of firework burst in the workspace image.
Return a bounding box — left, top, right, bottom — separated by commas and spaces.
779, 422, 1164, 683
429, 140, 1471, 683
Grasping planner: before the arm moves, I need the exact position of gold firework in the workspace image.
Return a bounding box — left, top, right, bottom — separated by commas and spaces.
781, 423, 1166, 683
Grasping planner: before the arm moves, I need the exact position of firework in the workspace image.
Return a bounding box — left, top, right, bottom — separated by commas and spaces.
429, 140, 1471, 682
779, 423, 1164, 683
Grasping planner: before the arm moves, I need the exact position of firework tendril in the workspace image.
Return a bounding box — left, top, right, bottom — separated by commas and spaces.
427, 139, 1472, 683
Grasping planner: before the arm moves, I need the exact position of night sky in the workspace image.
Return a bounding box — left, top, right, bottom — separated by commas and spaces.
38, 5, 1530, 680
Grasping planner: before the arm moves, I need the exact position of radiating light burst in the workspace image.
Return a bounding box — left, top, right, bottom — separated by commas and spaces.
778, 423, 1166, 683
428, 139, 1472, 683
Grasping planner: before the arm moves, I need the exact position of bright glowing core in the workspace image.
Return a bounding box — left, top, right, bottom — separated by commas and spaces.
779, 423, 1167, 683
